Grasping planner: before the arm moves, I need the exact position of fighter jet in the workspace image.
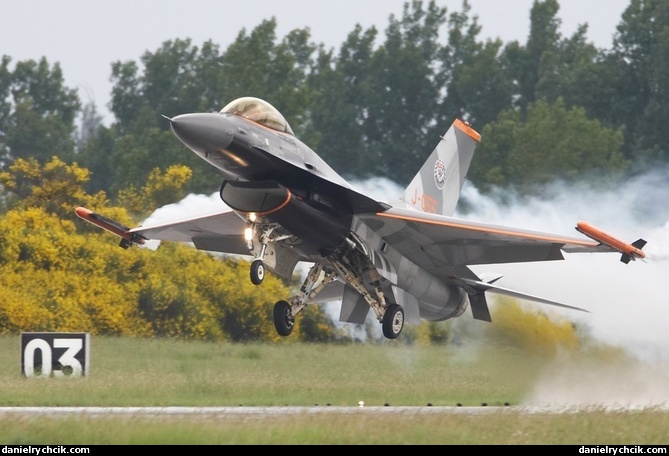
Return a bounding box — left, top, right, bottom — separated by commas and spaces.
76, 96, 647, 339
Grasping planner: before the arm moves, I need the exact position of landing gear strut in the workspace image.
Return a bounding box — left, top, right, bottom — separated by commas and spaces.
271, 263, 337, 338
246, 223, 293, 286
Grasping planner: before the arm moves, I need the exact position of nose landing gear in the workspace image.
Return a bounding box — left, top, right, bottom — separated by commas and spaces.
246, 222, 268, 285
250, 258, 265, 285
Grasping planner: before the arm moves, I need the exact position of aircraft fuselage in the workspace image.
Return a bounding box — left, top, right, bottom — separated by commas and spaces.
169, 111, 381, 257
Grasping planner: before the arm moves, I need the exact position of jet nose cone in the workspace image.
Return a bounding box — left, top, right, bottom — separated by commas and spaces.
168, 113, 234, 154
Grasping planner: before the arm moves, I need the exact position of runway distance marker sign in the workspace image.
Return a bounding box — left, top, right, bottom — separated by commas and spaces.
20, 332, 90, 378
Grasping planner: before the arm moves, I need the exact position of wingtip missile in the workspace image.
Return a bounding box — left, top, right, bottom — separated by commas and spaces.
575, 221, 646, 263
75, 206, 146, 248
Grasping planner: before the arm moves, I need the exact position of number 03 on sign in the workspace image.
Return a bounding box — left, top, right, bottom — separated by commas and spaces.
20, 332, 90, 378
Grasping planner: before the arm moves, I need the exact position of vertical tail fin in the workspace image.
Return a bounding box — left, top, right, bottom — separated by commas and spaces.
401, 119, 480, 216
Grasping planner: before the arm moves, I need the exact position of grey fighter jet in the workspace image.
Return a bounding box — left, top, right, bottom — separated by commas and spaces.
76, 97, 646, 339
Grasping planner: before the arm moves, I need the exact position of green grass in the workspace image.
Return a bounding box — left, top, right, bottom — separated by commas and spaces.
0, 335, 668, 444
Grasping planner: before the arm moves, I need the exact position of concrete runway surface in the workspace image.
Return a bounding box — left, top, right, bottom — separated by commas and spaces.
0, 405, 645, 417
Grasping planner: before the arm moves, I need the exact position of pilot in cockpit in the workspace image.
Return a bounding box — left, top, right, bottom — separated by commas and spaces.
222, 97, 294, 135
239, 102, 262, 121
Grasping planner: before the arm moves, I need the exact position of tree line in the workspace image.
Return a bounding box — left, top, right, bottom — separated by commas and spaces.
2, 0, 667, 200
0, 0, 665, 345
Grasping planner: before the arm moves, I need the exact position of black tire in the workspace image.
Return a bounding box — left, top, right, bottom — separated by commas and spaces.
273, 300, 294, 336
382, 304, 404, 339
250, 259, 264, 285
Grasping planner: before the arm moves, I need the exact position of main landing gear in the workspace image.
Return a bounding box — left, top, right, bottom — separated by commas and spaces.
273, 300, 294, 336
382, 304, 404, 339
245, 224, 406, 340
269, 259, 405, 340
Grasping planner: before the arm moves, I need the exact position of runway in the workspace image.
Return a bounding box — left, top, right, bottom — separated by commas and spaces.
0, 405, 518, 416
0, 404, 641, 417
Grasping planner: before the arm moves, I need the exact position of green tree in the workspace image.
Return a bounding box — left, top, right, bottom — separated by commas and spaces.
76, 123, 118, 195
440, 0, 511, 128
108, 60, 143, 134
0, 56, 80, 167
309, 1, 506, 183
470, 98, 627, 193
141, 39, 206, 121
293, 305, 341, 343
502, 0, 562, 114
446, 37, 511, 129
106, 41, 208, 195
360, 0, 450, 184
534, 25, 613, 117
304, 25, 377, 175
218, 18, 316, 134
104, 27, 319, 196
77, 101, 104, 150
105, 127, 202, 196
608, 0, 669, 164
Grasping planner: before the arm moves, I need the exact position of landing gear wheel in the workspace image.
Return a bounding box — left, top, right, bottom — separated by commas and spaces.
382, 304, 404, 339
250, 259, 265, 285
273, 300, 294, 336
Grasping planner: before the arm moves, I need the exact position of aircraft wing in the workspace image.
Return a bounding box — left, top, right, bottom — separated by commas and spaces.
76, 206, 252, 256
128, 210, 309, 279
128, 210, 251, 255
76, 206, 307, 279
130, 209, 310, 279
355, 206, 617, 276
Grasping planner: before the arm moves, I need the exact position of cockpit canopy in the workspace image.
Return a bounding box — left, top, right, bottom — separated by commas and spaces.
221, 97, 294, 135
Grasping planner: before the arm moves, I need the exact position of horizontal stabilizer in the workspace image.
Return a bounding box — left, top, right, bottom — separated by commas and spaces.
453, 276, 590, 314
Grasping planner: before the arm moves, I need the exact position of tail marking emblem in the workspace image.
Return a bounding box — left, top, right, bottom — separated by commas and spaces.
433, 159, 446, 190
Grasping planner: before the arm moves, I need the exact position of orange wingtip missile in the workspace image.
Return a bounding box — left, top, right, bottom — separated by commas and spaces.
75, 207, 145, 248
575, 221, 646, 264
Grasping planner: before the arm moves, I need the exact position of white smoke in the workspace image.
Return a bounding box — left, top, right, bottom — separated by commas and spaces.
141, 192, 227, 225
457, 173, 669, 363
454, 172, 669, 410
137, 192, 230, 251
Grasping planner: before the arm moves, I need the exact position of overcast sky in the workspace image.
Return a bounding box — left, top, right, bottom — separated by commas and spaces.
2, 0, 631, 123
